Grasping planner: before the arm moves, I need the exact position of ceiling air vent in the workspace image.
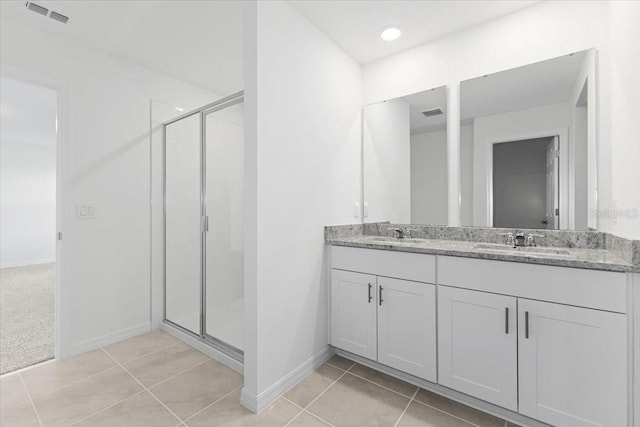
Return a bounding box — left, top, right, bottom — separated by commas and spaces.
25, 2, 70, 24
25, 2, 48, 16
49, 11, 69, 24
421, 108, 444, 117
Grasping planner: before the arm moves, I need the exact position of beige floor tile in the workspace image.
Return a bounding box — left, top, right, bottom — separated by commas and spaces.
1, 374, 30, 408
33, 366, 142, 427
396, 401, 475, 427
124, 342, 209, 387
186, 390, 300, 427
307, 372, 409, 426
414, 389, 505, 427
75, 391, 180, 427
102, 330, 179, 364
21, 349, 116, 398
288, 411, 332, 426
0, 402, 41, 427
324, 355, 355, 371
348, 364, 418, 398
151, 359, 242, 420
284, 363, 343, 407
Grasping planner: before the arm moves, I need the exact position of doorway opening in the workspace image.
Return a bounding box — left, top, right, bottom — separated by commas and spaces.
0, 76, 58, 374
492, 136, 559, 229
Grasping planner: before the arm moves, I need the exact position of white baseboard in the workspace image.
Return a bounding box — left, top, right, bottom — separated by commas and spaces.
159, 322, 244, 375
0, 258, 56, 269
241, 346, 335, 413
66, 322, 151, 358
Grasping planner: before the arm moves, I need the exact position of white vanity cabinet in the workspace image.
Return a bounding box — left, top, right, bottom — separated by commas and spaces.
518, 299, 627, 427
330, 246, 437, 382
438, 256, 628, 427
329, 246, 631, 427
377, 276, 436, 380
330, 269, 377, 360
438, 286, 518, 411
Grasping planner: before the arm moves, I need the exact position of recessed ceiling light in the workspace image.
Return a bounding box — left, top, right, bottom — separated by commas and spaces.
380, 26, 402, 42
175, 107, 185, 112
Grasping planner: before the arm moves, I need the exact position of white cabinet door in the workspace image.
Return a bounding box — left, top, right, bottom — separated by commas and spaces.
438, 286, 518, 410
330, 269, 377, 360
518, 299, 627, 427
377, 277, 436, 382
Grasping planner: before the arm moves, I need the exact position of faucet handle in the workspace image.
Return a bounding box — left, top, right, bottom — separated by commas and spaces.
526, 233, 544, 246
498, 232, 515, 246
405, 228, 419, 238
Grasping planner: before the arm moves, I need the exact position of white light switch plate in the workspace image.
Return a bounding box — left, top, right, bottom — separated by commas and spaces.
76, 204, 96, 219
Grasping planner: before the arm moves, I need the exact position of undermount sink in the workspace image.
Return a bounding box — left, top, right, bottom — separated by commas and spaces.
473, 243, 571, 256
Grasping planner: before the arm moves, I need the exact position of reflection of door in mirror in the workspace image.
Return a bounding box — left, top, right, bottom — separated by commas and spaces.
461, 49, 596, 230
492, 137, 559, 229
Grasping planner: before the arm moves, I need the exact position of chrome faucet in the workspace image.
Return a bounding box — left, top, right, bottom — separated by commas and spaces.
388, 227, 404, 239
526, 233, 544, 247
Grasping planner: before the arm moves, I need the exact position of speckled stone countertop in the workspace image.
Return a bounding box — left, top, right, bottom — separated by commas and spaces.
325, 223, 640, 273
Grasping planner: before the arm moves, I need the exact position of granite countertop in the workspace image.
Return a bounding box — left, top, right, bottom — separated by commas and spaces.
325, 224, 639, 273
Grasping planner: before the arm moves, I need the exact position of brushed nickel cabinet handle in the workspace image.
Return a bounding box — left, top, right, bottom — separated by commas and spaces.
379, 286, 383, 306
368, 283, 372, 303
525, 311, 530, 339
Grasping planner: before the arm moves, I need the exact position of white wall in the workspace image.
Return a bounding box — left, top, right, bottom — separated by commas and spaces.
472, 102, 570, 226
606, 0, 640, 239
363, 0, 640, 238
568, 50, 596, 230
0, 141, 56, 268
460, 124, 474, 226
1, 18, 217, 356
364, 98, 410, 223
410, 130, 447, 225
244, 0, 362, 408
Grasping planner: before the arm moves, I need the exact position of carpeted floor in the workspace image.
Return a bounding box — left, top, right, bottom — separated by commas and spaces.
0, 263, 55, 374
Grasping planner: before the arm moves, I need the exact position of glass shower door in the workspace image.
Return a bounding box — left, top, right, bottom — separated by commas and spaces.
164, 113, 202, 334
203, 100, 244, 351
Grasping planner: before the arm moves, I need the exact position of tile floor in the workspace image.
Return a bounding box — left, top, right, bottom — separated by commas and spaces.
0, 330, 520, 426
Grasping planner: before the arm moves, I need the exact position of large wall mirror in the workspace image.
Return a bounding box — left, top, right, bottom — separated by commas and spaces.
363, 86, 447, 224
461, 49, 597, 230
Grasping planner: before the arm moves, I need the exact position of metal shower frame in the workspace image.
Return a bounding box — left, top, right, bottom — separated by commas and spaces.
162, 91, 244, 363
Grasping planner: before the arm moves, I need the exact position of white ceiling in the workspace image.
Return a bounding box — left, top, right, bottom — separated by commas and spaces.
461, 50, 587, 120
0, 76, 57, 147
0, 0, 244, 95
289, 0, 541, 64
2, 1, 546, 96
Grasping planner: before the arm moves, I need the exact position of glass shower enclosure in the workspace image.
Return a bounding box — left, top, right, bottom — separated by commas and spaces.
163, 92, 244, 360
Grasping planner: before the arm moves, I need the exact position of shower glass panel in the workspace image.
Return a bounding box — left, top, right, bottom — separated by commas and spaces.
164, 113, 201, 335
203, 101, 244, 351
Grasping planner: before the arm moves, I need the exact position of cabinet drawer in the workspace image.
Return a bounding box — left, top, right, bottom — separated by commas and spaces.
438, 256, 627, 313
331, 246, 436, 283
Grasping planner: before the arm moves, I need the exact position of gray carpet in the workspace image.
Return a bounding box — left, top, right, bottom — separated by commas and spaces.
0, 263, 55, 374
